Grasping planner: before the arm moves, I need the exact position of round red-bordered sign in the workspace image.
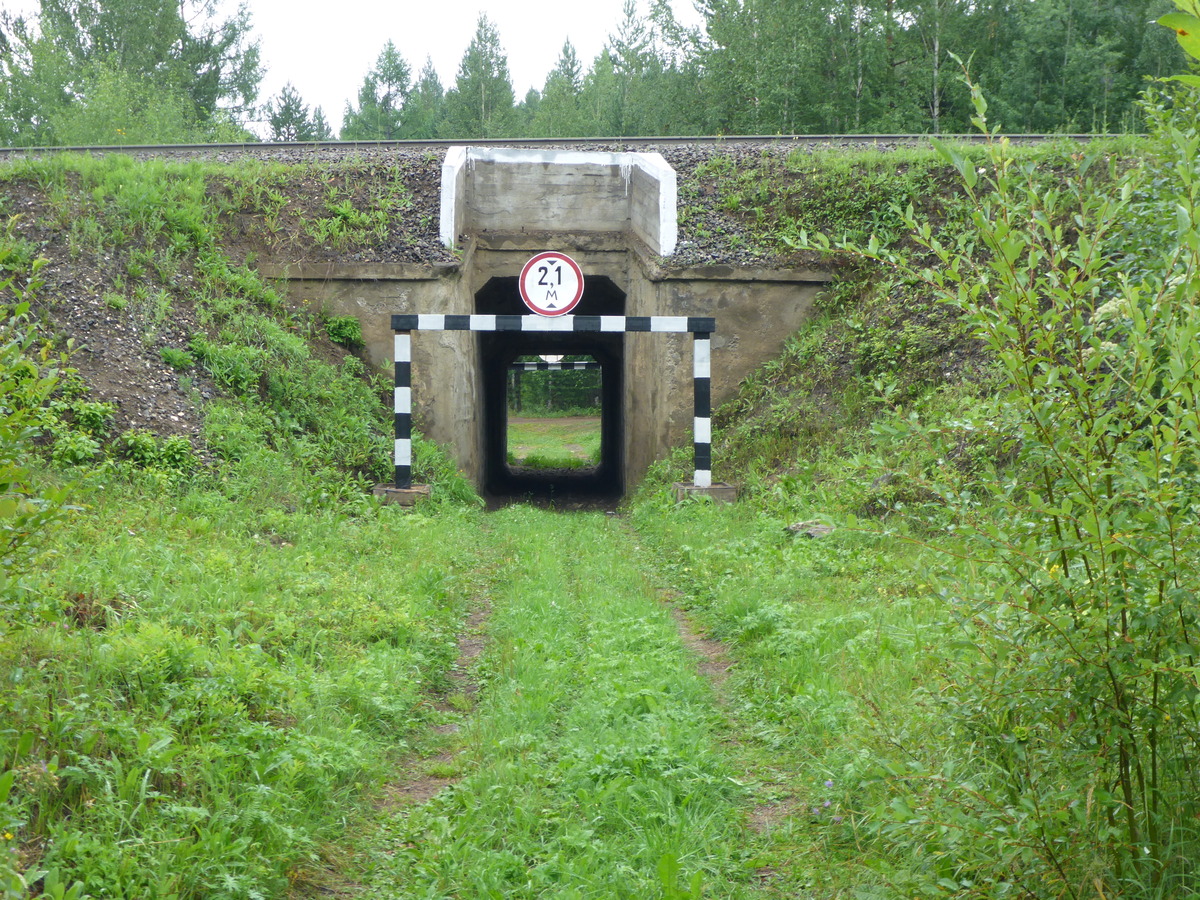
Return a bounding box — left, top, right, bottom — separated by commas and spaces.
519, 252, 585, 317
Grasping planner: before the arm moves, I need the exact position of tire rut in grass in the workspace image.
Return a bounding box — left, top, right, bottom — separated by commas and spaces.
656, 583, 802, 890
360, 509, 762, 897
380, 599, 492, 809
665, 600, 734, 690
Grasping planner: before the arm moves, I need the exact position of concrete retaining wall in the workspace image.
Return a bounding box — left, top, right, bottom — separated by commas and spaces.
261, 256, 828, 490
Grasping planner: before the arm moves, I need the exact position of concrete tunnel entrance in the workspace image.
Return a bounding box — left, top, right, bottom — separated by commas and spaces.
270, 147, 833, 504
476, 275, 626, 502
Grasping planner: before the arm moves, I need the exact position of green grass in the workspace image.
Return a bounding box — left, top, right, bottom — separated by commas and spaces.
358, 508, 753, 898
628, 493, 943, 894
3, 477, 490, 898
507, 416, 602, 469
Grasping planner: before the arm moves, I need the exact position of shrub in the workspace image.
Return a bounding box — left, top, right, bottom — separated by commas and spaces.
0, 297, 70, 609
802, 49, 1200, 895
115, 430, 197, 473
324, 315, 363, 348
158, 436, 197, 471
115, 429, 161, 467
160, 347, 195, 370
51, 430, 101, 467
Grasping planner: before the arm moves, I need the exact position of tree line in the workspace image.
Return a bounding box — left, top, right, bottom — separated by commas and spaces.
0, 0, 1191, 147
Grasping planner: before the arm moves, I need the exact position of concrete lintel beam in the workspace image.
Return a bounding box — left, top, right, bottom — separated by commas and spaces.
440, 146, 677, 257
256, 262, 458, 282
654, 266, 835, 284
473, 231, 629, 253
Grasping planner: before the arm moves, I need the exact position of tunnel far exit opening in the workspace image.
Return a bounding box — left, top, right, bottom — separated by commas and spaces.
476, 275, 625, 502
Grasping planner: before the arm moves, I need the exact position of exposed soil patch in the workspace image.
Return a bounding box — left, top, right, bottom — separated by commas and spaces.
382, 751, 459, 808
436, 604, 490, 712
4, 186, 218, 447
667, 604, 733, 688
380, 599, 491, 809
749, 794, 802, 835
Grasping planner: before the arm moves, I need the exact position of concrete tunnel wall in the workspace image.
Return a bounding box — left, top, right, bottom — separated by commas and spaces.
257, 148, 830, 497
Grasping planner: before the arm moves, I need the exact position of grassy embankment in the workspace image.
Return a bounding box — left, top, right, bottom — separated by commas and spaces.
6, 130, 1188, 900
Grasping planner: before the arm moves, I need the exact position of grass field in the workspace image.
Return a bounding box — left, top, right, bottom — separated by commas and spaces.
507, 416, 602, 469
5, 464, 935, 898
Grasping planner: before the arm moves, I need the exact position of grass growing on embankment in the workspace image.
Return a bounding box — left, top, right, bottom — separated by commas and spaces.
4, 474, 490, 898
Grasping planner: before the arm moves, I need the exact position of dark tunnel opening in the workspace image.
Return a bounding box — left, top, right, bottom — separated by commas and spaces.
476, 275, 625, 504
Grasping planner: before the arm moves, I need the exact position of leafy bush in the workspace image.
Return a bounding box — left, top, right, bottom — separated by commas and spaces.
47, 399, 115, 437
808, 50, 1200, 894
324, 315, 363, 348
115, 430, 197, 473
0, 297, 69, 602
159, 346, 195, 370
50, 430, 100, 466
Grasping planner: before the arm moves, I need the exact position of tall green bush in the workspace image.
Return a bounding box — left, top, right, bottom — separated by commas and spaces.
800, 16, 1200, 893
0, 287, 68, 616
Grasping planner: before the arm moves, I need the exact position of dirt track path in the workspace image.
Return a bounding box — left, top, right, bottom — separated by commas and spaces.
354, 507, 780, 899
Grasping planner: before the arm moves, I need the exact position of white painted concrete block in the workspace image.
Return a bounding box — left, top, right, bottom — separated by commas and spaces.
439, 147, 678, 255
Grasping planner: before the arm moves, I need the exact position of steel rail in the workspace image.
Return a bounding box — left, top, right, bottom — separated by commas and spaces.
0, 132, 1109, 158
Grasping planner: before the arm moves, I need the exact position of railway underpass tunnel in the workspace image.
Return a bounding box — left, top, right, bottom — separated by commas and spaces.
476, 275, 626, 501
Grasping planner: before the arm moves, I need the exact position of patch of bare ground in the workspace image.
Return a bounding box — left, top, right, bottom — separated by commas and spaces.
666, 601, 733, 689
378, 600, 491, 810
749, 792, 801, 835
659, 588, 802, 891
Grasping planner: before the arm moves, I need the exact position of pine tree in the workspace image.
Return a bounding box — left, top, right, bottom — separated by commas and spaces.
266, 82, 315, 140
310, 107, 333, 140
531, 40, 586, 136
340, 40, 411, 140
399, 57, 444, 138
441, 14, 515, 139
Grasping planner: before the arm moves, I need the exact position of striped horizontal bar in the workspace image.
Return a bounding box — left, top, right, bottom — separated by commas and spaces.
511, 361, 602, 371
393, 314, 716, 334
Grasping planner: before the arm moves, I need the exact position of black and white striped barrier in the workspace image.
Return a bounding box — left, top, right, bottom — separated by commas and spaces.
510, 361, 602, 371
391, 314, 716, 490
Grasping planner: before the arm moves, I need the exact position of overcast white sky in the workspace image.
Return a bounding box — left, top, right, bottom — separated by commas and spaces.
7, 0, 705, 136
243, 0, 706, 134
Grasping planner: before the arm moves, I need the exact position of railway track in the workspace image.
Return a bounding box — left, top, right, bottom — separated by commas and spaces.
0, 132, 1100, 158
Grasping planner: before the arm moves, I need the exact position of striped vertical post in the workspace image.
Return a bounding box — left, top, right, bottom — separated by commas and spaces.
394, 331, 412, 489
693, 332, 712, 488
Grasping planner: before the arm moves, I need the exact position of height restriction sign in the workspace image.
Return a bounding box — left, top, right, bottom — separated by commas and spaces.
519, 252, 585, 317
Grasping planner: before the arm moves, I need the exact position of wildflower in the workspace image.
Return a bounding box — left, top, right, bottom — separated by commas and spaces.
823, 799, 831, 808
1, 832, 12, 841
824, 779, 833, 789
1093, 296, 1131, 323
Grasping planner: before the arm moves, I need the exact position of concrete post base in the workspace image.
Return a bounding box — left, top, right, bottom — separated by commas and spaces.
673, 482, 738, 504
373, 483, 432, 507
